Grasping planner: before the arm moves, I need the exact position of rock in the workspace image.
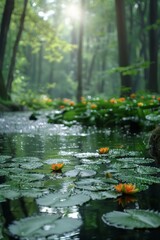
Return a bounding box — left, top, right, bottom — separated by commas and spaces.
148, 126, 160, 163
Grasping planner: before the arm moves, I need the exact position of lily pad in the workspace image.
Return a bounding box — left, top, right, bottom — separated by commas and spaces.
20, 162, 43, 169
37, 192, 90, 207
10, 173, 45, 182
117, 174, 160, 185
82, 190, 120, 200
0, 190, 20, 201
64, 169, 96, 178
102, 209, 160, 229
116, 157, 155, 165
12, 157, 40, 162
74, 152, 99, 158
9, 214, 82, 238
0, 155, 11, 163
44, 158, 70, 164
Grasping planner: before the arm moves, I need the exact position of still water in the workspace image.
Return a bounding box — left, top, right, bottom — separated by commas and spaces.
0, 111, 160, 240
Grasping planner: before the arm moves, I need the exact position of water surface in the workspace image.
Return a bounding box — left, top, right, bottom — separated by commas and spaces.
0, 111, 160, 240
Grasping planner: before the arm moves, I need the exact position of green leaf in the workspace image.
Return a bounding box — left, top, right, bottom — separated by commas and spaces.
0, 155, 11, 163
9, 215, 82, 238
12, 157, 40, 162
54, 193, 90, 207
64, 169, 96, 178
44, 158, 70, 164
82, 190, 120, 200
116, 157, 155, 164
20, 162, 43, 169
102, 209, 160, 229
37, 192, 69, 206
37, 192, 90, 207
9, 214, 60, 237
0, 190, 20, 200
117, 174, 160, 185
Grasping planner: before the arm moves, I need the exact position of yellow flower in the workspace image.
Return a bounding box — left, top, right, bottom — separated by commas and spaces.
51, 163, 64, 171
110, 98, 117, 104
59, 105, 65, 109
70, 101, 75, 106
130, 93, 136, 99
81, 97, 86, 102
90, 104, 97, 109
118, 97, 125, 102
114, 183, 139, 194
137, 102, 143, 107
99, 147, 109, 154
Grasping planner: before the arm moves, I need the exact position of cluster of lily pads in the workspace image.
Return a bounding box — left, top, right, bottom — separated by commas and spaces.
29, 93, 160, 130
1, 145, 160, 239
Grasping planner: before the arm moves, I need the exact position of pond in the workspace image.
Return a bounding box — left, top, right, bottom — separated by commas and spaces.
0, 111, 160, 240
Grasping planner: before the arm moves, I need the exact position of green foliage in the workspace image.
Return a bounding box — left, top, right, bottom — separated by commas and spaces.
46, 94, 160, 130
108, 61, 151, 76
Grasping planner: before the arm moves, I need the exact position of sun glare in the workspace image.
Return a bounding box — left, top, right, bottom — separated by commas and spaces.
66, 4, 81, 20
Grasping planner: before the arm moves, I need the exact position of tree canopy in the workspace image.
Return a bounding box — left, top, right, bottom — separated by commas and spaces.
0, 0, 159, 103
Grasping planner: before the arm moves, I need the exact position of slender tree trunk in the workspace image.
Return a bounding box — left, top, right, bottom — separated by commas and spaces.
0, 0, 14, 70
37, 44, 43, 90
99, 51, 106, 93
87, 46, 98, 88
0, 72, 8, 99
48, 63, 54, 96
76, 0, 85, 102
7, 0, 28, 94
115, 0, 132, 96
0, 0, 14, 100
137, 1, 149, 88
148, 0, 158, 92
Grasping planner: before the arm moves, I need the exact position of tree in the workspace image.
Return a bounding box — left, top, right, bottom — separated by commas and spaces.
7, 0, 28, 94
76, 0, 85, 102
0, 0, 14, 99
148, 0, 158, 92
115, 0, 132, 95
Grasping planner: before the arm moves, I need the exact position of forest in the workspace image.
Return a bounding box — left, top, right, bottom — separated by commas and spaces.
0, 0, 159, 109
1, 1, 160, 240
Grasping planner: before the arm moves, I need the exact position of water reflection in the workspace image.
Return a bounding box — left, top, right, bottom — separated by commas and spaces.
0, 112, 159, 240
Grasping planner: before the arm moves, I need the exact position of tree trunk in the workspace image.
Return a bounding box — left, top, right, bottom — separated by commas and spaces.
76, 0, 85, 102
115, 0, 132, 96
0, 0, 14, 70
0, 0, 14, 100
137, 1, 149, 89
0, 71, 8, 100
148, 0, 158, 92
37, 44, 43, 89
7, 0, 28, 94
48, 63, 54, 96
87, 46, 98, 88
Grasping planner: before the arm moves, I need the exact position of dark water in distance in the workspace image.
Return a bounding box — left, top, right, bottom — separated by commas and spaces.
0, 111, 160, 240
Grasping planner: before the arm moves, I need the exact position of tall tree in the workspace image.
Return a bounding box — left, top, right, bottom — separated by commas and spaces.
76, 0, 85, 102
0, 0, 14, 99
115, 0, 132, 96
148, 0, 158, 92
7, 0, 28, 94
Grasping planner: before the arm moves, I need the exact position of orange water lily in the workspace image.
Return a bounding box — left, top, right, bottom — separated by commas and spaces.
114, 183, 139, 194
99, 147, 109, 154
51, 163, 64, 171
